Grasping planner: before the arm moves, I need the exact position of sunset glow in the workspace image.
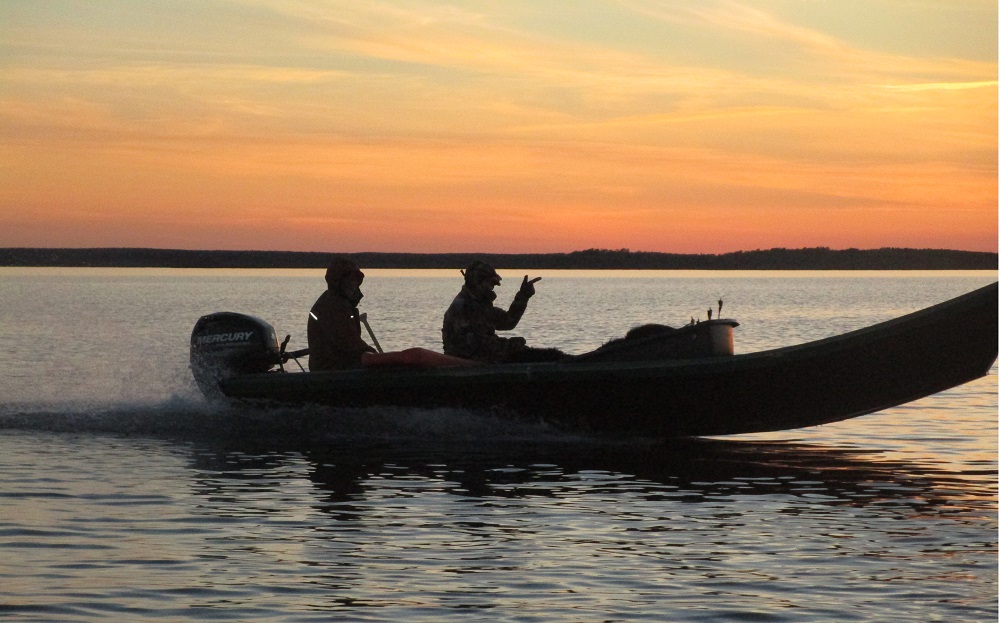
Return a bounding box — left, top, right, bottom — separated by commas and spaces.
1, 1, 996, 253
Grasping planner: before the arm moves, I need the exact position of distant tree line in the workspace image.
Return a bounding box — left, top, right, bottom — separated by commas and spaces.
0, 247, 995, 270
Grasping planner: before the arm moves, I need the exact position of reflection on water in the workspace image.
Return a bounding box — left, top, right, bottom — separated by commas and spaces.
189, 430, 996, 517
1, 408, 996, 623
176, 431, 996, 622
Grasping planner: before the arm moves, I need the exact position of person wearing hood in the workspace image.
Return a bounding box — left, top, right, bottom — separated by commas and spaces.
442, 260, 565, 364
307, 258, 378, 371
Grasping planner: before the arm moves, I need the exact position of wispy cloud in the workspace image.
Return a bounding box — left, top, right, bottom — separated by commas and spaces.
880, 80, 998, 92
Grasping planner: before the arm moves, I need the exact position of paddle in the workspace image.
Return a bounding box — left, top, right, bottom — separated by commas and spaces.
358, 312, 384, 353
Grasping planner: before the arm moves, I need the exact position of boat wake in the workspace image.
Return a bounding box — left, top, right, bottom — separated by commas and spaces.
0, 395, 572, 444
0, 395, 223, 435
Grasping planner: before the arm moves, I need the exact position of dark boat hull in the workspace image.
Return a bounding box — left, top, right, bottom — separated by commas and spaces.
217, 283, 998, 437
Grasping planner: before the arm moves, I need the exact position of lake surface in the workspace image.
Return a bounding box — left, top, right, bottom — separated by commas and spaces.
0, 269, 996, 622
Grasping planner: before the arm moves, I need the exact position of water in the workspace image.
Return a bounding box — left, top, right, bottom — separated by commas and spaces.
0, 269, 996, 622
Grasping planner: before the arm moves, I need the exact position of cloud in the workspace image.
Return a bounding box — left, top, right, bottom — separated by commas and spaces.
879, 80, 999, 92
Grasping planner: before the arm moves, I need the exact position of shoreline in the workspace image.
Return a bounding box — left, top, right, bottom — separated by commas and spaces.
1, 246, 996, 271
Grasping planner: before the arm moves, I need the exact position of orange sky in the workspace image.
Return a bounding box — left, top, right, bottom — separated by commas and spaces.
1, 1, 997, 253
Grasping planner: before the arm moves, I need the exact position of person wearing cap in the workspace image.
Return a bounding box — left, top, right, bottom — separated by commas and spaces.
442, 260, 565, 363
307, 257, 378, 371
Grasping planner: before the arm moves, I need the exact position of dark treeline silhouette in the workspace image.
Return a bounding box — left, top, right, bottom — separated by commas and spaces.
0, 247, 996, 270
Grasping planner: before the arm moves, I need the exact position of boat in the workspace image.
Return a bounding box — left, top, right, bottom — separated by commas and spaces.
190, 282, 998, 437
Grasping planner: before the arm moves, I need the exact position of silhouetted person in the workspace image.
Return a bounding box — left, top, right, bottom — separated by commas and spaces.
307, 258, 377, 371
442, 260, 565, 364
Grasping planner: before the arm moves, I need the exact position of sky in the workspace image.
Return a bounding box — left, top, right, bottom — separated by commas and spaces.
1, 1, 997, 254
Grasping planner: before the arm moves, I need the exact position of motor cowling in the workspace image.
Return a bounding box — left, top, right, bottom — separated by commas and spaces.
190, 312, 281, 398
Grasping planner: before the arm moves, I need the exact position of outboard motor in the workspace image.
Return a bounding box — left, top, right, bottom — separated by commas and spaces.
190, 312, 282, 398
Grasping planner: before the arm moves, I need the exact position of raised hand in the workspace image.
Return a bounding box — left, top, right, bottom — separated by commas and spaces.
519, 275, 542, 297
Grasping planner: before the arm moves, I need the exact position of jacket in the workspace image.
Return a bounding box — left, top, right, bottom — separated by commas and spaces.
307, 289, 375, 371
442, 285, 531, 362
